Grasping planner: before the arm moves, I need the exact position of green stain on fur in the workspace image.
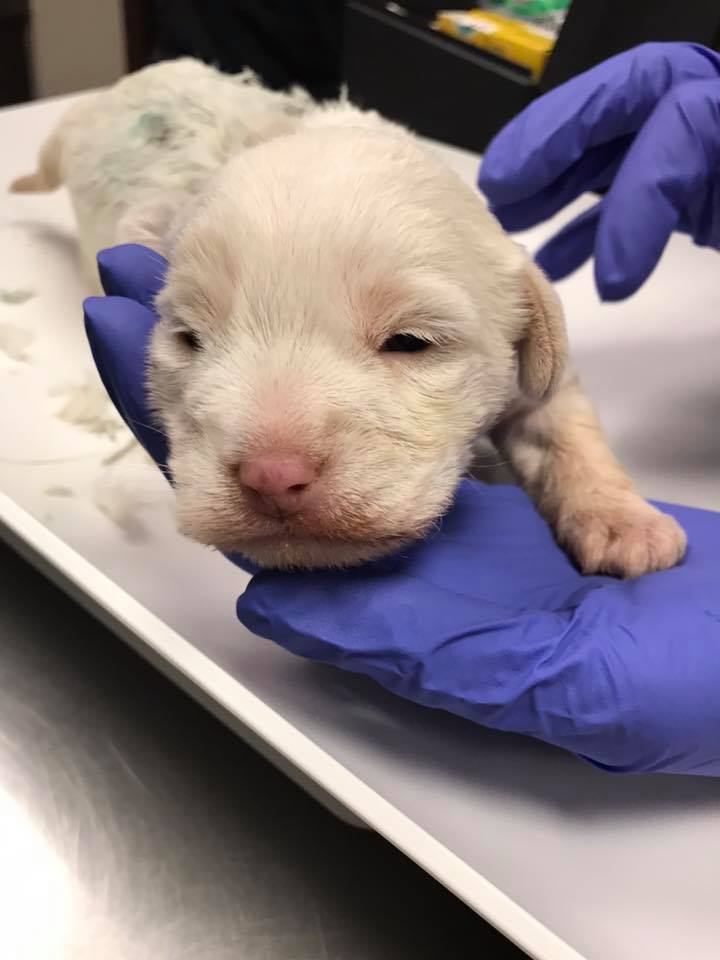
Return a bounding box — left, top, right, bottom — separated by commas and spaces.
131, 112, 171, 145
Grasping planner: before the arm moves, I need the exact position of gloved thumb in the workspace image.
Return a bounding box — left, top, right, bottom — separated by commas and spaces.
535, 202, 602, 282
84, 294, 170, 473
97, 243, 167, 304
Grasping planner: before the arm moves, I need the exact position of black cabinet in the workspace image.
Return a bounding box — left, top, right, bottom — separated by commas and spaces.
0, 0, 31, 106
344, 0, 720, 152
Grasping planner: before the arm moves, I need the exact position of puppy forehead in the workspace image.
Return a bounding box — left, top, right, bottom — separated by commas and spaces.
165, 128, 511, 334
197, 129, 478, 259
167, 232, 477, 345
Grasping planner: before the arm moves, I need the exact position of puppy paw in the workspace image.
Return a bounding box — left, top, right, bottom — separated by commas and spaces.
554, 493, 687, 578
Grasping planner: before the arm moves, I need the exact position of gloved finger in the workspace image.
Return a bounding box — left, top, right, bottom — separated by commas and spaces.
480, 42, 720, 208
534, 201, 602, 281
594, 78, 720, 301
84, 294, 170, 473
236, 552, 575, 732
97, 243, 167, 308
486, 137, 626, 231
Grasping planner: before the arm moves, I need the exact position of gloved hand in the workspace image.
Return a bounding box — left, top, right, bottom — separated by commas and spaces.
479, 42, 720, 300
85, 244, 720, 776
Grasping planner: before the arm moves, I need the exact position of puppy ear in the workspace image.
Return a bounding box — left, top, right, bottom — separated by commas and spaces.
516, 259, 568, 402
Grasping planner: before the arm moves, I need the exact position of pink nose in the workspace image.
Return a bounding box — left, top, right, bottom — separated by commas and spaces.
237, 454, 317, 515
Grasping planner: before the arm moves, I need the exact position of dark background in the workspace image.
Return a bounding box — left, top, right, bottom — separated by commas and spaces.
3, 1, 720, 149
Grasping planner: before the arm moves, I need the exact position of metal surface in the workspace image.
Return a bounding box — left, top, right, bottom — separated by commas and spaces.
0, 538, 523, 960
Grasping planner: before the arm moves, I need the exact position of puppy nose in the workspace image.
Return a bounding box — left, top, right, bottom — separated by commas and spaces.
237, 454, 317, 514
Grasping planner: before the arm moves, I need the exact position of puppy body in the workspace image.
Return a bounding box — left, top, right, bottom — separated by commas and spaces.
13, 59, 685, 576
12, 59, 311, 288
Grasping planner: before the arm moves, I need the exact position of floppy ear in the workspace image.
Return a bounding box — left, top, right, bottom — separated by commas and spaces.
516, 259, 568, 402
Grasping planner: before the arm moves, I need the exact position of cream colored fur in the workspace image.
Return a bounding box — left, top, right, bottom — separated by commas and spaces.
12, 58, 685, 574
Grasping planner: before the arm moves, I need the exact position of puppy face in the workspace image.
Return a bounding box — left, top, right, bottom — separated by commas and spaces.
150, 119, 565, 568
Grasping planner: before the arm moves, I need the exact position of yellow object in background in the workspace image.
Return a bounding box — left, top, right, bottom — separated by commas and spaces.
434, 9, 555, 82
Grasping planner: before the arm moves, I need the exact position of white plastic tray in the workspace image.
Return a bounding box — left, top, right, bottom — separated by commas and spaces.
2, 95, 720, 960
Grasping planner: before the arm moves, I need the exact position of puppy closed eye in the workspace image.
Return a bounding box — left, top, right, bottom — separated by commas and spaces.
176, 328, 202, 352
381, 333, 432, 354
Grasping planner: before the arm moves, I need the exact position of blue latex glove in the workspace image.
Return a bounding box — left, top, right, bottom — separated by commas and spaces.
85, 244, 720, 776
479, 42, 720, 300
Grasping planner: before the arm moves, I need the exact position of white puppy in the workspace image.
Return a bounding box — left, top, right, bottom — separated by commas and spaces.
13, 59, 686, 575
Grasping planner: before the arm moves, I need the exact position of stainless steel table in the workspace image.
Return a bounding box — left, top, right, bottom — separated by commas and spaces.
0, 538, 523, 959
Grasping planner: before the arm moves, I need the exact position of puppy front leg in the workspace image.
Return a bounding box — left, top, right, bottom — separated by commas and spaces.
492, 375, 686, 577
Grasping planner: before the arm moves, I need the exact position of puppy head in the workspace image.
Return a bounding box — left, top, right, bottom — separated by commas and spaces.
150, 119, 566, 568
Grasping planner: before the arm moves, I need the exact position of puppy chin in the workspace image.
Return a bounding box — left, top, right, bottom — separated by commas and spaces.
234, 533, 415, 570
176, 503, 434, 569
